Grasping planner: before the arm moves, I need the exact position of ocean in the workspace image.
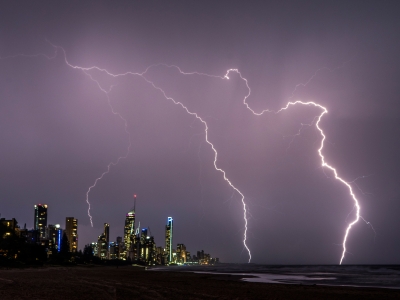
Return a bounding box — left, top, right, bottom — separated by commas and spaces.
149, 264, 400, 289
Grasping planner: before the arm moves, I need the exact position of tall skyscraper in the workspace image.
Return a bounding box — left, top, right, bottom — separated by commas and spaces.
165, 217, 173, 264
97, 233, 108, 259
47, 224, 62, 253
177, 244, 187, 264
65, 217, 78, 252
123, 195, 136, 260
139, 228, 155, 265
34, 204, 48, 239
104, 223, 110, 246
104, 223, 110, 259
97, 223, 110, 259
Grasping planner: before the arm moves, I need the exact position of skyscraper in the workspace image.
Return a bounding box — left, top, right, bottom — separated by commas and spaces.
97, 232, 107, 259
97, 223, 110, 259
47, 224, 62, 253
65, 217, 78, 252
104, 223, 110, 246
34, 204, 47, 239
176, 244, 187, 264
139, 228, 155, 265
165, 217, 173, 264
104, 223, 110, 259
123, 195, 136, 260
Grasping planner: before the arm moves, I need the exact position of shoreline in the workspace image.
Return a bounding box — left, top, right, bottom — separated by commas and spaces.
149, 264, 400, 290
0, 265, 400, 299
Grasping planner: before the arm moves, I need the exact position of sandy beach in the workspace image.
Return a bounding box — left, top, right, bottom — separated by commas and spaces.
0, 266, 399, 299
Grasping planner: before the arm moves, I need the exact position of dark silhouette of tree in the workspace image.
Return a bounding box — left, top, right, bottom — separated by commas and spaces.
83, 244, 93, 259
60, 232, 69, 254
0, 222, 46, 266
57, 232, 70, 262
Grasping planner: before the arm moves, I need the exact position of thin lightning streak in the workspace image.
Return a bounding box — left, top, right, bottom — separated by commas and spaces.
79, 60, 364, 264
221, 67, 365, 264
145, 65, 364, 264
45, 42, 132, 227
288, 59, 353, 100
41, 43, 253, 260
360, 216, 376, 241
138, 74, 252, 262
277, 101, 360, 264
275, 100, 359, 265
348, 174, 374, 196
284, 116, 319, 152
5, 43, 365, 264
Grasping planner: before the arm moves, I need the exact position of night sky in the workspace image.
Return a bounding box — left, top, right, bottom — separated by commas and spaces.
1, 1, 400, 264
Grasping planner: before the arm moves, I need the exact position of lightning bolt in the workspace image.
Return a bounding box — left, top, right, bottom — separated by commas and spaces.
221, 67, 367, 264
207, 67, 365, 264
45, 41, 133, 227
2, 43, 366, 264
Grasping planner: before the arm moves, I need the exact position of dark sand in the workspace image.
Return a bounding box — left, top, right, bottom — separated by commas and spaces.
0, 266, 399, 299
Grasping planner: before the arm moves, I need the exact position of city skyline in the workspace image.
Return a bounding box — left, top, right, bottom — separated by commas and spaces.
1, 201, 218, 265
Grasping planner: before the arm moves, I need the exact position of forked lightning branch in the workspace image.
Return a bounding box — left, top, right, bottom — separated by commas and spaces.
1, 42, 372, 265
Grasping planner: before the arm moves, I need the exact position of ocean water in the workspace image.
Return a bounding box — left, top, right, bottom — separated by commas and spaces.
149, 264, 400, 289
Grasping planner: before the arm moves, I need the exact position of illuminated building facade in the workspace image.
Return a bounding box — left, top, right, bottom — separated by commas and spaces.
104, 223, 110, 259
65, 217, 78, 252
193, 250, 218, 265
116, 236, 124, 259
139, 228, 155, 265
165, 217, 173, 264
131, 234, 140, 261
98, 223, 110, 259
98, 234, 108, 259
0, 218, 18, 238
176, 243, 187, 264
34, 204, 48, 239
104, 223, 110, 248
155, 246, 164, 265
186, 251, 191, 263
123, 209, 135, 259
47, 224, 62, 253
91, 242, 98, 257
109, 242, 119, 260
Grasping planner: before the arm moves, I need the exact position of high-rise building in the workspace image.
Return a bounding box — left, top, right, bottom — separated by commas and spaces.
0, 218, 18, 238
98, 233, 108, 259
104, 223, 110, 246
65, 217, 78, 252
176, 243, 187, 264
165, 217, 173, 264
109, 242, 119, 260
47, 224, 62, 253
34, 204, 48, 239
155, 246, 164, 265
139, 228, 155, 265
91, 242, 98, 257
123, 195, 137, 260
96, 223, 110, 260
104, 223, 110, 259
115, 236, 123, 259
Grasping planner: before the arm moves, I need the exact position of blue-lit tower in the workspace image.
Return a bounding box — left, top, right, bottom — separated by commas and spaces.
165, 217, 173, 264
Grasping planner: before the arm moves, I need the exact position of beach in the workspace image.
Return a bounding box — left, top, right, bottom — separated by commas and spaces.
0, 266, 399, 299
